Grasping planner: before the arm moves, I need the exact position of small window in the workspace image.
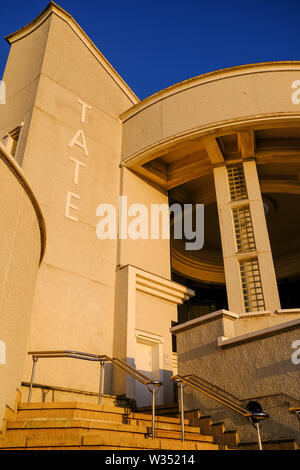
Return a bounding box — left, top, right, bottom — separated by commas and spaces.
9, 127, 20, 157
232, 205, 256, 252
227, 163, 248, 201
171, 321, 177, 353
240, 257, 265, 312
2, 123, 23, 162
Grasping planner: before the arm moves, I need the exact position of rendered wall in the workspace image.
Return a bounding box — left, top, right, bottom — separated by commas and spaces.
118, 167, 171, 278
2, 7, 138, 395
0, 148, 43, 427
0, 12, 50, 166
113, 263, 194, 405
113, 166, 182, 404
173, 313, 300, 444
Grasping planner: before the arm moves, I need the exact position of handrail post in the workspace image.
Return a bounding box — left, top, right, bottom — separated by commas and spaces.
98, 360, 105, 406
148, 381, 162, 440
174, 377, 185, 442
28, 356, 38, 403
152, 386, 156, 439
180, 381, 185, 442
256, 422, 263, 450
246, 402, 269, 451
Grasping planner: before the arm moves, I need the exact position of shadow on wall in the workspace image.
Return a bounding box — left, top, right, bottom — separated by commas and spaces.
254, 359, 297, 378
182, 388, 300, 445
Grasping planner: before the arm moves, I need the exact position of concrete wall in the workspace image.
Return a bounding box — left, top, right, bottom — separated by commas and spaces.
0, 3, 189, 406
2, 7, 137, 395
113, 264, 194, 406
118, 167, 172, 278
0, 9, 51, 167
0, 145, 44, 427
172, 311, 300, 444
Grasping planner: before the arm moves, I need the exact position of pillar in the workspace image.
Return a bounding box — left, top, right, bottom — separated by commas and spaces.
213, 158, 281, 314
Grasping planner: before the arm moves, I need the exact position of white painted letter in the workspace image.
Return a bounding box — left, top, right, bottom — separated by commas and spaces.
65, 191, 80, 222
69, 129, 89, 157
77, 99, 92, 123
70, 157, 86, 185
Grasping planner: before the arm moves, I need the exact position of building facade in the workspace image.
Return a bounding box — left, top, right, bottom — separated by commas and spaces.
0, 2, 299, 444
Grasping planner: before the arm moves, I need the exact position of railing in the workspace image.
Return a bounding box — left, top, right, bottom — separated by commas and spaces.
27, 350, 162, 438
172, 373, 269, 450
290, 407, 300, 422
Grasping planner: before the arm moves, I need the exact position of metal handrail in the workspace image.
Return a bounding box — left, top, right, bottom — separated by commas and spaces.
172, 373, 269, 449
27, 350, 162, 438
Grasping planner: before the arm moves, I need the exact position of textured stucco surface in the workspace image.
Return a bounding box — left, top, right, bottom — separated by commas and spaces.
0, 156, 42, 426
175, 315, 300, 443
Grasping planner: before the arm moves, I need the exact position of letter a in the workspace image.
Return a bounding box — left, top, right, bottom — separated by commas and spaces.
69, 129, 89, 157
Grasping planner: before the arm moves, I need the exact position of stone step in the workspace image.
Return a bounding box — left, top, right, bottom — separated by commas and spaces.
16, 402, 191, 428
1, 401, 237, 451
0, 433, 221, 451
197, 415, 213, 435
136, 404, 179, 416
127, 413, 190, 427
12, 416, 200, 434
5, 416, 212, 442
238, 439, 299, 451
17, 401, 128, 415
152, 429, 213, 442
189, 413, 298, 450
16, 407, 125, 424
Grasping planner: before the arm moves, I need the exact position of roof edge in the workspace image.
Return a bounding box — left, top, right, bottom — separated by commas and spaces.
120, 60, 300, 122
5, 1, 139, 105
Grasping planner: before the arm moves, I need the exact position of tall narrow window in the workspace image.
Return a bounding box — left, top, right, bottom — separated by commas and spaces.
240, 257, 265, 312
3, 125, 22, 161
227, 163, 248, 201
232, 206, 256, 252
9, 127, 20, 157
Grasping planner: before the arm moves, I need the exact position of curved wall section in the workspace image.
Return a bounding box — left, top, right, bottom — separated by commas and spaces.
121, 62, 300, 166
0, 144, 45, 426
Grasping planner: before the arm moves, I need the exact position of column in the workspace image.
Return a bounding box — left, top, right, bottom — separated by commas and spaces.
213, 159, 281, 314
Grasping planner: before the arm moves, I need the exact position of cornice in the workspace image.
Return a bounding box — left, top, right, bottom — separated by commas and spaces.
170, 309, 239, 334
218, 317, 300, 348
118, 264, 195, 304
120, 113, 300, 169
120, 61, 300, 122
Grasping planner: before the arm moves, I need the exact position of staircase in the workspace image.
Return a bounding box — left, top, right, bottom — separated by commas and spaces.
186, 410, 299, 450
0, 401, 226, 450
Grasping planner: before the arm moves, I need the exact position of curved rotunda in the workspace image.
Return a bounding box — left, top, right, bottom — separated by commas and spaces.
120, 62, 300, 319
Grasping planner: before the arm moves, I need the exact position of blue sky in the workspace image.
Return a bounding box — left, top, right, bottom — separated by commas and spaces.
0, 0, 299, 100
